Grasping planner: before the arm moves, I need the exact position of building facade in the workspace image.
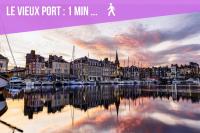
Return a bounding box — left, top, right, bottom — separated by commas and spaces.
71, 56, 103, 81
11, 67, 26, 78
21, 50, 200, 81
26, 50, 45, 75
122, 66, 140, 80
46, 55, 70, 78
171, 64, 178, 78
0, 54, 8, 72
102, 58, 117, 81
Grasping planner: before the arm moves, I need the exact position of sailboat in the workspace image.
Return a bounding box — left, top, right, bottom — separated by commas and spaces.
0, 91, 7, 116
0, 18, 24, 133
0, 29, 18, 88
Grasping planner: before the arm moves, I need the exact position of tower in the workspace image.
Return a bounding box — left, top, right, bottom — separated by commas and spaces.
115, 50, 120, 67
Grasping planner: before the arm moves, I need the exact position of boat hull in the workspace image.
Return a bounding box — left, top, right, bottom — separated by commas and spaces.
0, 92, 7, 117
54, 81, 62, 86
42, 81, 53, 86
0, 77, 8, 88
69, 81, 83, 85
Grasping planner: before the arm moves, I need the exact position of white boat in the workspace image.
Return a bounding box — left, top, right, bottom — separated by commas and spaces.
69, 80, 83, 85
24, 86, 40, 92
9, 77, 23, 86
41, 86, 54, 91
23, 86, 32, 92
100, 80, 110, 84
133, 80, 141, 85
123, 80, 134, 84
145, 79, 159, 85
9, 87, 22, 97
83, 80, 96, 85
24, 79, 34, 87
24, 79, 42, 87
0, 92, 7, 116
186, 78, 200, 85
62, 80, 69, 86
70, 85, 83, 89
34, 81, 41, 86
42, 81, 53, 86
172, 79, 181, 84
0, 76, 8, 88
113, 78, 121, 84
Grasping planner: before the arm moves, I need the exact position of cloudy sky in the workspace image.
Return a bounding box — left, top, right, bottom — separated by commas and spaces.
0, 12, 200, 68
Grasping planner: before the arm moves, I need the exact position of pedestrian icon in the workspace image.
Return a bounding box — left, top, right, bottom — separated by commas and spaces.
108, 3, 115, 16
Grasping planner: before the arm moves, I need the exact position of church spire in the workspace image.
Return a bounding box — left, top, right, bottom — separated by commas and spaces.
115, 50, 120, 67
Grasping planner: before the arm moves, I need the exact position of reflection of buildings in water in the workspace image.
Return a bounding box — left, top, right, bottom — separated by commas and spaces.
140, 85, 200, 103
47, 90, 69, 113
70, 85, 120, 112
24, 93, 43, 119
24, 90, 70, 119
23, 85, 200, 119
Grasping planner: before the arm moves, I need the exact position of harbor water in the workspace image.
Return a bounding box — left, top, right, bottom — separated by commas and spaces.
0, 85, 200, 133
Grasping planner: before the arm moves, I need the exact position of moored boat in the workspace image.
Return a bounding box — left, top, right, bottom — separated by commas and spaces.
99, 80, 112, 84
54, 80, 62, 86
9, 77, 23, 86
113, 78, 121, 84
62, 80, 69, 86
185, 78, 200, 85
9, 87, 22, 97
0, 91, 7, 117
34, 80, 42, 86
133, 80, 141, 85
172, 79, 182, 84
42, 80, 53, 86
83, 80, 96, 85
69, 80, 83, 85
24, 79, 34, 87
0, 76, 8, 88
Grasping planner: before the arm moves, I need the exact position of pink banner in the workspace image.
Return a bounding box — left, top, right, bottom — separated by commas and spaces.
0, 0, 200, 34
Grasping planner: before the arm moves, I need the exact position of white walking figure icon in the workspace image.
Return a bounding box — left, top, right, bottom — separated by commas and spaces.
108, 3, 115, 16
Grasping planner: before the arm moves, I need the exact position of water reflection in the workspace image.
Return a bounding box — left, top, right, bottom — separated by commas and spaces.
23, 85, 200, 119
1, 85, 200, 133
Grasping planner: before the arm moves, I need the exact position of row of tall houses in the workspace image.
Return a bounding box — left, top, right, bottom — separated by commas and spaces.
0, 54, 9, 72
26, 50, 45, 75
138, 62, 199, 80
1, 50, 199, 81
46, 55, 70, 77
117, 63, 200, 81
0, 49, 190, 81
170, 62, 199, 79
26, 50, 70, 78
25, 50, 122, 80
72, 57, 118, 81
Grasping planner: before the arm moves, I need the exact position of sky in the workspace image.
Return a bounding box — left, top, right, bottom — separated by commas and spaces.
0, 12, 200, 68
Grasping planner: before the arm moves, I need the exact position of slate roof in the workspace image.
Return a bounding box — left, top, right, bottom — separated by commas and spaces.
0, 54, 8, 60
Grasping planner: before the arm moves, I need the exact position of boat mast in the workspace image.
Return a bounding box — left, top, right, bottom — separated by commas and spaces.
128, 56, 129, 79
71, 45, 75, 77
128, 56, 129, 67
5, 34, 17, 68
0, 16, 17, 69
